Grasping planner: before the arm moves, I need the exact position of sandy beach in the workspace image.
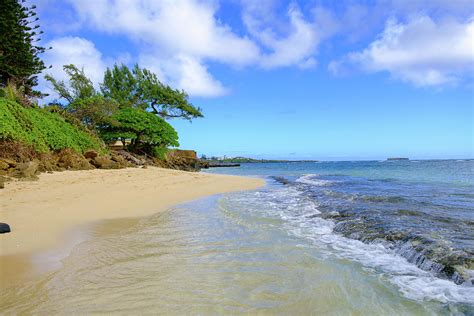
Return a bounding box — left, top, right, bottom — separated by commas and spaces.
0, 167, 264, 260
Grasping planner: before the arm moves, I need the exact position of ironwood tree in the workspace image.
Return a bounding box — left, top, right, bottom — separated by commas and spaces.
0, 0, 47, 96
101, 64, 203, 120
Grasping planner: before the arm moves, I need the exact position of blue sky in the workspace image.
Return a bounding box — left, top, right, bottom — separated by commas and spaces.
34, 0, 474, 160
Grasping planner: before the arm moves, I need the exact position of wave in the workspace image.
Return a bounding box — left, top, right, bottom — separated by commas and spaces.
295, 174, 337, 186
225, 180, 474, 305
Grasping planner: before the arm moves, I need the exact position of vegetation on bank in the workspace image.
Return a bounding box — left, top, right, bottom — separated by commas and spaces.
0, 97, 104, 153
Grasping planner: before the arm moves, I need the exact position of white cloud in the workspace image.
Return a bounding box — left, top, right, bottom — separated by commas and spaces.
43, 36, 106, 84
65, 0, 260, 97
140, 54, 228, 97
70, 0, 260, 65
260, 5, 320, 69
330, 16, 474, 86
40, 36, 107, 101
242, 2, 325, 69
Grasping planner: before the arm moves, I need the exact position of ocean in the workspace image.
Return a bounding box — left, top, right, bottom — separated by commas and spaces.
205, 160, 474, 312
3, 160, 473, 314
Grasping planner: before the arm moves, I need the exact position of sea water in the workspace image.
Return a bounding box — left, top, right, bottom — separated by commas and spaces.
2, 160, 473, 314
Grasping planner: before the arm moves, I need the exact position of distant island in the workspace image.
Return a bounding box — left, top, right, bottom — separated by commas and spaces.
386, 158, 409, 161
200, 156, 319, 164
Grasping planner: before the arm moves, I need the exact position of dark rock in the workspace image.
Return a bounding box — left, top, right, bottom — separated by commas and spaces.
207, 162, 240, 167
0, 222, 11, 233
271, 176, 290, 185
84, 150, 99, 159
199, 160, 210, 169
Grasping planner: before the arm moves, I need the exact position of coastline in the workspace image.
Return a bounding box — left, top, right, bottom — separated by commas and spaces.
0, 167, 264, 263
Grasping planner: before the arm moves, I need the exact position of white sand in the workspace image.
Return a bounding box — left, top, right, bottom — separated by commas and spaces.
0, 167, 264, 257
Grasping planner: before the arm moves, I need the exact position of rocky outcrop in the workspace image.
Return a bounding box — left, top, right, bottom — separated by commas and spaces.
155, 150, 201, 172
57, 148, 93, 170
0, 143, 202, 188
112, 150, 144, 166
10, 161, 40, 180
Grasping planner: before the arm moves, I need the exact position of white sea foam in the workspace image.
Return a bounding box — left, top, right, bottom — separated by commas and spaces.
228, 184, 474, 305
295, 174, 335, 186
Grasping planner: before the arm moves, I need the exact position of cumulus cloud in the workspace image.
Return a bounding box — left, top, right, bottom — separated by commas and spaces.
140, 54, 228, 97
64, 0, 260, 97
40, 36, 107, 100
331, 16, 474, 86
260, 5, 320, 69
242, 2, 328, 69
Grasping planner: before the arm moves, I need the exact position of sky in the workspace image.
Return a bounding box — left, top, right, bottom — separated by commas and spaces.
32, 0, 474, 160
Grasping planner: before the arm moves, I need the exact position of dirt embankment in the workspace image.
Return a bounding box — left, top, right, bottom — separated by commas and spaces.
0, 141, 202, 188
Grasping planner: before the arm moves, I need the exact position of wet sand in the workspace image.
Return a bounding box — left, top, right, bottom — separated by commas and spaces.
0, 167, 264, 280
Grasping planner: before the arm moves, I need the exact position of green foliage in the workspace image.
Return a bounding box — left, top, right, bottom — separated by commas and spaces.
0, 97, 104, 153
0, 0, 47, 96
152, 147, 169, 160
66, 95, 118, 129
101, 64, 203, 120
44, 64, 194, 157
1, 81, 25, 104
45, 65, 119, 129
101, 64, 139, 108
101, 108, 179, 157
45, 65, 96, 103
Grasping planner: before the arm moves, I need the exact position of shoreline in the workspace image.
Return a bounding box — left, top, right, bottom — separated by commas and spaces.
0, 167, 264, 279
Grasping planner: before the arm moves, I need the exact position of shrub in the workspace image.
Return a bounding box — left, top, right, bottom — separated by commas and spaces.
0, 97, 105, 153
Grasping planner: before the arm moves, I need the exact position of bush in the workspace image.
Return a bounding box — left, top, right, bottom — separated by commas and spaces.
100, 108, 179, 157
0, 97, 105, 153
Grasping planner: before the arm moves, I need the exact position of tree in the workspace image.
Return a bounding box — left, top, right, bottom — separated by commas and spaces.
101, 64, 203, 120
45, 64, 96, 103
100, 107, 179, 156
0, 0, 47, 96
45, 65, 118, 129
